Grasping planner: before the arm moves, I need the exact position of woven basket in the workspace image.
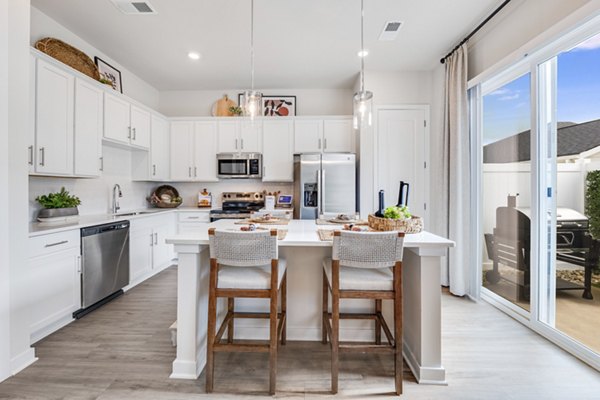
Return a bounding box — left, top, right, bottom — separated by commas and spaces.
35, 37, 100, 81
368, 214, 423, 233
149, 185, 182, 209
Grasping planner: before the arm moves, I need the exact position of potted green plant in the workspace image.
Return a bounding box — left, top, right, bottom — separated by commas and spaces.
36, 187, 81, 221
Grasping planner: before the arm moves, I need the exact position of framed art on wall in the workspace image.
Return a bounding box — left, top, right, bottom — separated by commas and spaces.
263, 95, 296, 116
95, 56, 122, 93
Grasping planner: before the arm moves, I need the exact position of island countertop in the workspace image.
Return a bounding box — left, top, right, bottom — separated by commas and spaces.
166, 219, 455, 250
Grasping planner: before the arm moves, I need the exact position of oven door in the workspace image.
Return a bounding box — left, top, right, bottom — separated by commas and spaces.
218, 158, 249, 178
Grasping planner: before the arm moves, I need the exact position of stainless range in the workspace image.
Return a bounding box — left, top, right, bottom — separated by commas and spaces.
209, 192, 265, 222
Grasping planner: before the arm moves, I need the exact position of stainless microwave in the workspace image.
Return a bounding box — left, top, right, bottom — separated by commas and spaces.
217, 153, 262, 179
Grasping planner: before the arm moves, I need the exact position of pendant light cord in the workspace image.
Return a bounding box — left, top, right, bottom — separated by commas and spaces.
360, 0, 365, 93
250, 0, 255, 90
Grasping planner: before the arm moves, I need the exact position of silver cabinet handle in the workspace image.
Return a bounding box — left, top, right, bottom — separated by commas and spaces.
132, 127, 136, 140
318, 138, 321, 149
152, 164, 156, 176
188, 167, 192, 177
324, 138, 327, 149
187, 216, 200, 219
263, 166, 266, 177
39, 147, 45, 166
194, 167, 197, 177
77, 255, 82, 273
100, 157, 104, 171
28, 146, 33, 165
241, 138, 244, 149
235, 138, 238, 150
154, 232, 158, 245
128, 126, 132, 139
45, 240, 68, 248
150, 233, 154, 246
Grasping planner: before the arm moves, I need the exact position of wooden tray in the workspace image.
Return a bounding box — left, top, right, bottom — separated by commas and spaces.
35, 37, 100, 81
316, 218, 368, 226
228, 227, 287, 240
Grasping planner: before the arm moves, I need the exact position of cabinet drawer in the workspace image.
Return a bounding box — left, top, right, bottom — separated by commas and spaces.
29, 230, 80, 258
178, 212, 210, 223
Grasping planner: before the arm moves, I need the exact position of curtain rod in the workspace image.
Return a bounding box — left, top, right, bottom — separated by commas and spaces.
440, 0, 512, 64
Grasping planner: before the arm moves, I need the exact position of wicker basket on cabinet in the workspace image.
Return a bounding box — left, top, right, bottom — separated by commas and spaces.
368, 214, 423, 233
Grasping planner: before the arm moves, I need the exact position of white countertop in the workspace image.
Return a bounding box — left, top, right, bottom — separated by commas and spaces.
29, 207, 212, 237
166, 219, 455, 249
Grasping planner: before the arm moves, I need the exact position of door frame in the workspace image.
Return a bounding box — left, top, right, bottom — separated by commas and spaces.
369, 105, 430, 225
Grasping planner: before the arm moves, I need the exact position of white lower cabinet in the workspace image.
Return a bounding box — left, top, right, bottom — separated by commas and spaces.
178, 211, 210, 234
129, 213, 176, 286
28, 230, 81, 344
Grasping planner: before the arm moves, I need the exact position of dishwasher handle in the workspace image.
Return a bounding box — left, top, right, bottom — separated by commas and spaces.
81, 221, 130, 237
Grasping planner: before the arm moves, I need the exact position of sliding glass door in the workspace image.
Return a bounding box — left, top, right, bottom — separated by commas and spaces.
481, 73, 532, 312
472, 20, 600, 370
537, 32, 600, 356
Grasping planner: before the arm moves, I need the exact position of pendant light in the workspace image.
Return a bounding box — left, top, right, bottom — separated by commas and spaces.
353, 0, 373, 130
242, 0, 262, 119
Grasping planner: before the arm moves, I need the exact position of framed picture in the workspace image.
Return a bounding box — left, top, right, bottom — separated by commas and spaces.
95, 57, 122, 93
237, 94, 296, 117
263, 95, 296, 117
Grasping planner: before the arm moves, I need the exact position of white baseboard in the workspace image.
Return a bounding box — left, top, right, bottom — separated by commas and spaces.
10, 347, 37, 376
30, 314, 74, 345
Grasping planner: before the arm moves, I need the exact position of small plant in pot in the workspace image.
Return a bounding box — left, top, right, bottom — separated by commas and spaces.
36, 187, 81, 222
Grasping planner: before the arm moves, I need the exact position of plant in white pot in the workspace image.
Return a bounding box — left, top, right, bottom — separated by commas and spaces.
36, 187, 81, 222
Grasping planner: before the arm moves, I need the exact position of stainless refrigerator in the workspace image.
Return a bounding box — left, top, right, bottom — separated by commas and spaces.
293, 153, 357, 219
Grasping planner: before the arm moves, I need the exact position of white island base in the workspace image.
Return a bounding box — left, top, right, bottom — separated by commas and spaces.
166, 219, 454, 385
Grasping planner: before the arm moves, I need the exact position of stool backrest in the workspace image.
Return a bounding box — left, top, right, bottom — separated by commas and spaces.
332, 230, 405, 269
208, 228, 278, 267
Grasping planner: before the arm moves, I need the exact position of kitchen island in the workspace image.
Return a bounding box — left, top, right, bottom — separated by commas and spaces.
166, 219, 454, 385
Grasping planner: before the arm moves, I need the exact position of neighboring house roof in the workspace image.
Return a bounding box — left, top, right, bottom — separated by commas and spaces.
483, 119, 600, 163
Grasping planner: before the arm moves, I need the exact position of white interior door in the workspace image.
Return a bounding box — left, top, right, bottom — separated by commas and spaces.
376, 108, 428, 219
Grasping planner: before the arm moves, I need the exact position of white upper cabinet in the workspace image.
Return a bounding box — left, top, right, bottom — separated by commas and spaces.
262, 120, 293, 182
104, 93, 151, 150
150, 115, 170, 180
170, 121, 194, 181
35, 58, 74, 176
240, 120, 262, 152
217, 119, 262, 153
217, 120, 239, 153
28, 53, 36, 173
323, 118, 354, 153
293, 118, 354, 154
130, 105, 151, 149
74, 78, 103, 177
194, 121, 218, 182
103, 93, 131, 144
294, 119, 323, 153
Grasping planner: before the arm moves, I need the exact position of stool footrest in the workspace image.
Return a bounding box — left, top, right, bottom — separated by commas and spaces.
214, 343, 270, 353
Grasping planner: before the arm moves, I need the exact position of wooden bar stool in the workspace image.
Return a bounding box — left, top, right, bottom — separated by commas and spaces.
322, 230, 405, 395
205, 228, 287, 395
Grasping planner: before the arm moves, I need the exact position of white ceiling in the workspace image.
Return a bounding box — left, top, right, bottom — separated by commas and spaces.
30, 0, 503, 90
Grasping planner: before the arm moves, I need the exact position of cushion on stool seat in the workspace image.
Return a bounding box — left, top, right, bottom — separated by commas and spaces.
323, 258, 393, 291
218, 258, 287, 290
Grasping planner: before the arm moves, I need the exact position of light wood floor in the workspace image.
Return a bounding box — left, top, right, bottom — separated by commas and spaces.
1, 267, 600, 399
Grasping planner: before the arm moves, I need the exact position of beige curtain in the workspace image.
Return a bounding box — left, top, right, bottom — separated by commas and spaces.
441, 44, 470, 296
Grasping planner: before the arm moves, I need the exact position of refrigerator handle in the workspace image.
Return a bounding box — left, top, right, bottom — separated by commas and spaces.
321, 169, 326, 217
317, 169, 322, 217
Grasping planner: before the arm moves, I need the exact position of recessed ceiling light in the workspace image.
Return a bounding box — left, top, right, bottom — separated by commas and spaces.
357, 49, 369, 57
188, 52, 201, 60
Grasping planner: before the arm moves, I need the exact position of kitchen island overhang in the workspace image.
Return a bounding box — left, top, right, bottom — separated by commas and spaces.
166, 219, 454, 385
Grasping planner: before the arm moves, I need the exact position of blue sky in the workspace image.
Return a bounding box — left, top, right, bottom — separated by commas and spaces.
483, 33, 600, 145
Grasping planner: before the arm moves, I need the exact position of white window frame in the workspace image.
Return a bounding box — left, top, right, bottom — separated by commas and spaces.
469, 12, 600, 372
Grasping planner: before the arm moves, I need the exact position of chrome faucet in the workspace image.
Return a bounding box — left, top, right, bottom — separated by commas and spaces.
112, 184, 122, 214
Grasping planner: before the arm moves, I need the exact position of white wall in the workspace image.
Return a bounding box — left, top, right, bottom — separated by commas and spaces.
30, 6, 160, 110
2, 0, 35, 381
468, 0, 593, 80
159, 88, 353, 117
0, 0, 11, 383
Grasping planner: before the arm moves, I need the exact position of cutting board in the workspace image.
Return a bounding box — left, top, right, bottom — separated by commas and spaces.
213, 95, 235, 116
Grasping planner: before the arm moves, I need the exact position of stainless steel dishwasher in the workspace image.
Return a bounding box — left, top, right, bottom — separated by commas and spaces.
75, 220, 130, 318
